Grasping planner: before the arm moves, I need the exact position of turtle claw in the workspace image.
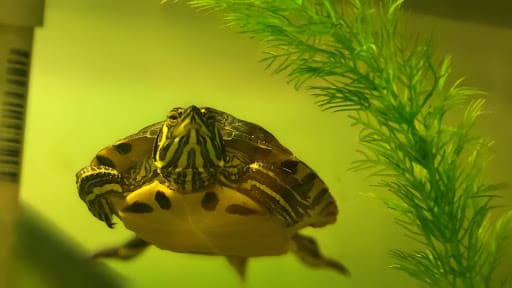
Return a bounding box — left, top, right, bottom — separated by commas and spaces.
86, 195, 117, 228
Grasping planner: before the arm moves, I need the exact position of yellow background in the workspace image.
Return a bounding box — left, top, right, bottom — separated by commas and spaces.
18, 0, 512, 287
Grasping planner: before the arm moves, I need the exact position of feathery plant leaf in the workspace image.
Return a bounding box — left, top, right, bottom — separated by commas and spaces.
177, 0, 511, 286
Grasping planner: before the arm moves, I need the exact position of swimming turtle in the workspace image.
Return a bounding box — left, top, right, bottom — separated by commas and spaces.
76, 105, 349, 278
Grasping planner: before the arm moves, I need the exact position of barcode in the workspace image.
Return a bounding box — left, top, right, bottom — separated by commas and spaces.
0, 48, 30, 182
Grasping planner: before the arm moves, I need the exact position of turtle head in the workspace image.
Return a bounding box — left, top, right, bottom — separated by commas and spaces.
153, 106, 225, 191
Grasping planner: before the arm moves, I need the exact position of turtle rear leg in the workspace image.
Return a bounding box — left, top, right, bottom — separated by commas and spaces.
291, 233, 349, 276
92, 237, 150, 260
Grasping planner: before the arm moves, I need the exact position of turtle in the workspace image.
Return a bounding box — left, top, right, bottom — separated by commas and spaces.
76, 105, 349, 278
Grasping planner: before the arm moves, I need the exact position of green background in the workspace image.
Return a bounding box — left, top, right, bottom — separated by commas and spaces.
17, 1, 512, 287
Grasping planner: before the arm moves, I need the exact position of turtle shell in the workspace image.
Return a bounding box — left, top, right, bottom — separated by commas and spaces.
85, 107, 337, 229
203, 107, 293, 164
90, 121, 163, 177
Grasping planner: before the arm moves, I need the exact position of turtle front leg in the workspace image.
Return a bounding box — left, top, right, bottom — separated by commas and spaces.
291, 233, 350, 276
92, 237, 149, 260
76, 165, 124, 228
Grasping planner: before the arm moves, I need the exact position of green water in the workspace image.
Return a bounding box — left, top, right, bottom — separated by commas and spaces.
15, 1, 512, 287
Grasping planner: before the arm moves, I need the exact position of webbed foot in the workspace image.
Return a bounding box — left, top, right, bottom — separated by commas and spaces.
92, 237, 149, 260
291, 233, 349, 276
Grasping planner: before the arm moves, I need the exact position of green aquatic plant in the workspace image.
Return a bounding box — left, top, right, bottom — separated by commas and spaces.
177, 0, 512, 287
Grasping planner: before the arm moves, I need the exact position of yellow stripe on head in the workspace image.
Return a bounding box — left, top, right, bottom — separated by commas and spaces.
153, 106, 226, 191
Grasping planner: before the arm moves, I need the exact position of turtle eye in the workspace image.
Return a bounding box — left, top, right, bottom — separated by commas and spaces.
168, 113, 178, 121
167, 112, 180, 124
167, 108, 184, 123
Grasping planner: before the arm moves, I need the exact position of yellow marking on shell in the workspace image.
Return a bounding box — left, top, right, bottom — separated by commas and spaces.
241, 162, 296, 217
249, 162, 310, 205
85, 183, 122, 202
285, 160, 331, 206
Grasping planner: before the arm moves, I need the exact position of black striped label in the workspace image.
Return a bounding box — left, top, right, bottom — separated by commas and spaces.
0, 48, 30, 182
